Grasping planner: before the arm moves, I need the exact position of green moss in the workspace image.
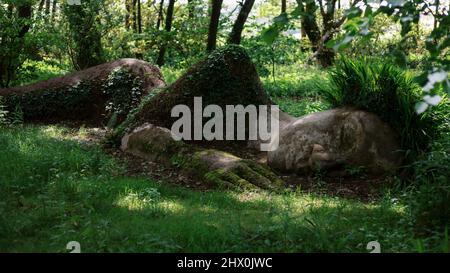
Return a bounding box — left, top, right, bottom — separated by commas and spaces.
107, 87, 167, 147
102, 68, 145, 118
204, 168, 257, 190
110, 45, 270, 145
179, 149, 282, 191
3, 68, 146, 126
4, 81, 92, 121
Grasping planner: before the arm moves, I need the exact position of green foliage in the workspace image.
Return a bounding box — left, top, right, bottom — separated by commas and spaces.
4, 81, 92, 121
0, 97, 9, 126
328, 1, 450, 108
62, 0, 104, 69
320, 57, 447, 154
107, 87, 165, 146
9, 104, 24, 126
263, 64, 327, 97
160, 66, 185, 85
11, 60, 68, 87
0, 1, 33, 87
408, 136, 450, 232
102, 68, 144, 116
261, 64, 331, 117
243, 31, 309, 77
3, 67, 145, 125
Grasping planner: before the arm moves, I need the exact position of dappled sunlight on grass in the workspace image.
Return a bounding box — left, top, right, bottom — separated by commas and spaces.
261, 64, 331, 117
1, 125, 447, 252
262, 64, 328, 97
115, 191, 186, 214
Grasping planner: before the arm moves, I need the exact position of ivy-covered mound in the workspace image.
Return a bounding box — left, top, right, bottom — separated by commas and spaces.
0, 59, 165, 126
114, 45, 272, 142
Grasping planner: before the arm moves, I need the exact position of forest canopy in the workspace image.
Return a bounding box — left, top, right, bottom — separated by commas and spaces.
0, 0, 449, 254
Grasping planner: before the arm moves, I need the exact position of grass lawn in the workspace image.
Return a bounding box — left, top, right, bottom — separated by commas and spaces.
1, 125, 447, 253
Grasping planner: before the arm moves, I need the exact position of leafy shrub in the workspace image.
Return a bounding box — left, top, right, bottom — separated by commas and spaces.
102, 68, 144, 126
242, 35, 309, 77
2, 68, 145, 126
320, 57, 447, 155
0, 96, 8, 126
10, 60, 68, 87
8, 105, 23, 126
3, 81, 92, 121
408, 136, 450, 232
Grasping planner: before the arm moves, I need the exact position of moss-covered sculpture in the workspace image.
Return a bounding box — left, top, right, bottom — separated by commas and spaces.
121, 123, 284, 191
112, 45, 272, 143
0, 59, 165, 125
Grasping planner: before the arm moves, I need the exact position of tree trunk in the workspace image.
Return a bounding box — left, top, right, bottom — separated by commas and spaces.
300, 0, 336, 67
137, 0, 142, 33
156, 0, 164, 29
45, 0, 50, 15
156, 0, 176, 66
51, 0, 57, 20
0, 2, 32, 87
187, 0, 195, 19
317, 0, 336, 67
125, 0, 133, 29
45, 0, 50, 22
300, 0, 322, 50
228, 0, 255, 45
206, 0, 223, 52
64, 2, 104, 70
434, 0, 440, 30
281, 0, 286, 13
132, 0, 138, 32
38, 0, 45, 12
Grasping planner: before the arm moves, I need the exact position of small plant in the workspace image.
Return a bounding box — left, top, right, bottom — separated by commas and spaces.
344, 165, 367, 178
9, 105, 24, 126
0, 96, 8, 126
408, 136, 450, 232
320, 57, 448, 156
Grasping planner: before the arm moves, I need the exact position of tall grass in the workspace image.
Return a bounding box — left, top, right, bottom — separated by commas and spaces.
408, 135, 450, 232
320, 57, 447, 155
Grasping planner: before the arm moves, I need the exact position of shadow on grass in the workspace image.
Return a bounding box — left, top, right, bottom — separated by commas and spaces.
0, 126, 414, 253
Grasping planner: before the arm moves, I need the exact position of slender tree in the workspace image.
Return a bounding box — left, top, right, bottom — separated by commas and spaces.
187, 0, 195, 19
45, 0, 50, 15
137, 0, 142, 33
0, 1, 32, 87
132, 0, 137, 32
125, 0, 132, 29
156, 0, 164, 29
281, 0, 287, 13
51, 0, 57, 20
156, 0, 176, 66
38, 0, 45, 12
434, 0, 440, 30
297, 0, 362, 67
207, 0, 223, 51
228, 0, 255, 45
45, 0, 50, 22
63, 1, 104, 70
